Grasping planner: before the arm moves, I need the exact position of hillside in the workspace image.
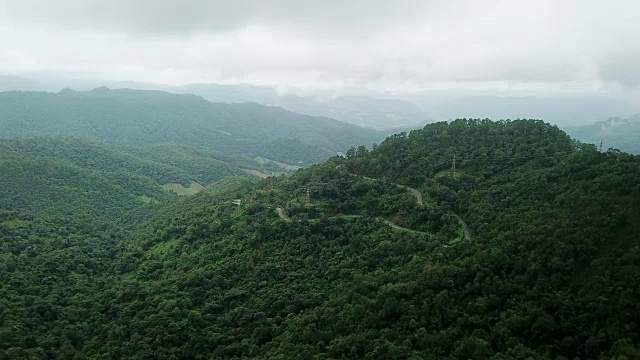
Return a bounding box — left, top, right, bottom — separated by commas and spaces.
0, 88, 387, 165
1, 120, 639, 359
0, 142, 258, 359
0, 141, 158, 219
566, 114, 640, 154
0, 137, 276, 217
0, 137, 279, 187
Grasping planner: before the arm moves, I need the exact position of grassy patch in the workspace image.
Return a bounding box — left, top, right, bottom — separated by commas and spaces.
447, 228, 465, 246
254, 156, 301, 171
434, 169, 464, 179
139, 195, 158, 204
241, 168, 270, 179
1, 219, 29, 229
161, 181, 205, 196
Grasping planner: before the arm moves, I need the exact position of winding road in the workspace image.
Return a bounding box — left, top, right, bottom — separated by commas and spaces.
452, 214, 471, 241
394, 182, 471, 241
397, 185, 423, 205
276, 207, 291, 221
274, 209, 427, 235
275, 171, 472, 241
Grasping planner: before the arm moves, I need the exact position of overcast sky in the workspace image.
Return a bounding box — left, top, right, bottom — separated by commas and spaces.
0, 0, 639, 97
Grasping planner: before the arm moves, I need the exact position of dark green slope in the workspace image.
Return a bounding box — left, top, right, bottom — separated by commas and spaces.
1, 120, 639, 359
0, 88, 387, 165
0, 143, 259, 360
0, 138, 275, 187
98, 119, 640, 359
343, 119, 575, 185
339, 119, 640, 358
72, 164, 456, 359
0, 140, 168, 359
0, 146, 159, 218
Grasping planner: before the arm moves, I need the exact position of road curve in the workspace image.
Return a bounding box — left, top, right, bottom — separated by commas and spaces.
348, 170, 472, 241
401, 186, 471, 241
276, 207, 291, 221
397, 185, 423, 206
452, 213, 471, 241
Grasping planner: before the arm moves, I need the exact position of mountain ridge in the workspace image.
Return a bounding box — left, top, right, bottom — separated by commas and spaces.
169, 83, 430, 129
566, 113, 640, 154
0, 88, 389, 165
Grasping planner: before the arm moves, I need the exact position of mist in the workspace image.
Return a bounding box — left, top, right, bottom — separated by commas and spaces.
1, 0, 639, 125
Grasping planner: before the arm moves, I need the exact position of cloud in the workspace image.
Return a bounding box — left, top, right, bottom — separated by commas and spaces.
0, 0, 638, 94
0, 0, 428, 36
0, 49, 39, 73
598, 53, 640, 88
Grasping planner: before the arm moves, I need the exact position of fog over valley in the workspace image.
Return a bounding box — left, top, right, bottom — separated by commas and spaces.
1, 0, 640, 128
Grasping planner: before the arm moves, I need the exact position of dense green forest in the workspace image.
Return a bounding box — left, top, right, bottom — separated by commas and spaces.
0, 88, 388, 165
1, 119, 639, 359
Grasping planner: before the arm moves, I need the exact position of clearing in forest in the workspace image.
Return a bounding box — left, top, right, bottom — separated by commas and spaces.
241, 168, 270, 179
161, 181, 206, 196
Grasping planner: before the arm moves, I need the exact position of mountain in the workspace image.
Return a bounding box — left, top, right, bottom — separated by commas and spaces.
428, 95, 634, 126
0, 138, 270, 213
0, 88, 387, 165
173, 83, 281, 104
0, 75, 38, 91
278, 95, 428, 130
171, 83, 429, 129
0, 139, 161, 218
565, 114, 640, 154
0, 75, 171, 93
0, 139, 259, 359
2, 119, 639, 358
1, 137, 279, 186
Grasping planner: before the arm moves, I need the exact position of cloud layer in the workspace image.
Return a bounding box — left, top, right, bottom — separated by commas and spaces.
0, 0, 639, 94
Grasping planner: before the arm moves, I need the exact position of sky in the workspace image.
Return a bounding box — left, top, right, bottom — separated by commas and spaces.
0, 0, 639, 100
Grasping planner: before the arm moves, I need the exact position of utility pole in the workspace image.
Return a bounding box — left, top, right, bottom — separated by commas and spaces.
599, 139, 603, 152
452, 154, 456, 177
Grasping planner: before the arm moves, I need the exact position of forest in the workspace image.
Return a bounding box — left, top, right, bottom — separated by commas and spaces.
0, 88, 388, 165
1, 119, 639, 359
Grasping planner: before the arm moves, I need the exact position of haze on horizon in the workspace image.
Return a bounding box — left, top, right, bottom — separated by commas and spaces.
1, 0, 640, 123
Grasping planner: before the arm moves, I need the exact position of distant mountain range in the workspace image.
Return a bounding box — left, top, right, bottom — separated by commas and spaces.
0, 76, 431, 129
0, 88, 389, 165
2, 74, 637, 130
566, 114, 640, 154
167, 83, 430, 130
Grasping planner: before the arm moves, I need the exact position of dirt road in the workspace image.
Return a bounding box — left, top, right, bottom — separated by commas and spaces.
276, 207, 291, 221
397, 185, 424, 206
453, 213, 471, 241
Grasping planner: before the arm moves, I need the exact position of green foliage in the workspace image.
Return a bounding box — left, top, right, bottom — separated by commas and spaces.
0, 148, 159, 219
343, 119, 575, 185
1, 119, 639, 359
0, 88, 387, 165
0, 137, 269, 187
